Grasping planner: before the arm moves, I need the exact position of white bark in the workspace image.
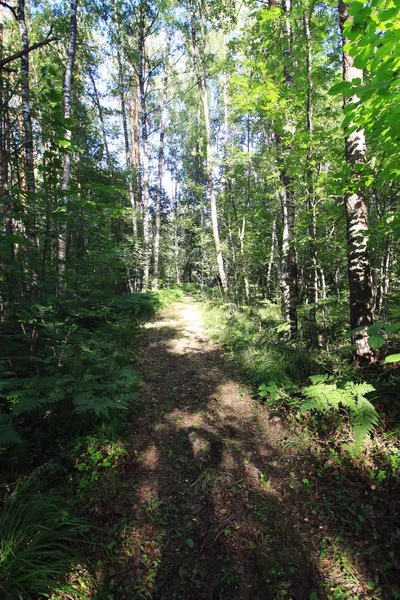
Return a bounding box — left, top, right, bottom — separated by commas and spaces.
189, 0, 228, 294
339, 0, 373, 361
152, 36, 171, 290
57, 0, 78, 289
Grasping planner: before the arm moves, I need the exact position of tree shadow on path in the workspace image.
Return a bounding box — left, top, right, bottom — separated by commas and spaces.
91, 297, 398, 600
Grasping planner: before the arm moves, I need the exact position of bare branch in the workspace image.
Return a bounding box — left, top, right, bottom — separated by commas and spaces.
0, 36, 59, 69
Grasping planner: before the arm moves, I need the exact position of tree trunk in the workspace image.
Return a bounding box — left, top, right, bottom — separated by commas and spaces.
57, 0, 78, 291
17, 0, 40, 292
189, 0, 228, 294
276, 0, 298, 338
0, 75, 14, 264
304, 3, 319, 348
173, 180, 180, 286
266, 217, 276, 296
280, 172, 298, 335
129, 73, 141, 210
116, 44, 137, 238
339, 0, 373, 361
152, 35, 171, 290
89, 68, 112, 171
138, 19, 150, 292
17, 0, 35, 198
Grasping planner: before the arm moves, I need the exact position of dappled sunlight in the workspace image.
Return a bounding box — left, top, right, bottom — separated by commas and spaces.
86, 297, 395, 599
140, 445, 160, 471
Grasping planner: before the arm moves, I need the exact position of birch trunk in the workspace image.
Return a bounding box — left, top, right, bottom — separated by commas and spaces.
57, 0, 78, 290
189, 0, 228, 294
173, 180, 180, 286
0, 23, 14, 265
152, 36, 171, 290
129, 73, 141, 209
16, 0, 40, 292
280, 172, 298, 335
277, 0, 298, 338
266, 217, 276, 296
138, 22, 150, 292
17, 0, 35, 198
339, 0, 373, 361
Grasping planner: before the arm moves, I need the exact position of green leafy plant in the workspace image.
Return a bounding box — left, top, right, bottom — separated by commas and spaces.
301, 375, 378, 455
74, 435, 126, 495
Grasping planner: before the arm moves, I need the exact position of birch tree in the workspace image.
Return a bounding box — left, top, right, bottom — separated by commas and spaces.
338, 0, 373, 361
152, 33, 171, 290
188, 0, 228, 295
57, 0, 78, 290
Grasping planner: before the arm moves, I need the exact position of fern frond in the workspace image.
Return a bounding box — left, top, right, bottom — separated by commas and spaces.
302, 383, 343, 411
0, 414, 21, 449
302, 375, 378, 455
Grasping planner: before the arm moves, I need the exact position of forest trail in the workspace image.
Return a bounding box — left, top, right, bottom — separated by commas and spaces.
99, 295, 321, 599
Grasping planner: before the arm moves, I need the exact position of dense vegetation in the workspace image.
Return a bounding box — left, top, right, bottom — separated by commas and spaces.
0, 0, 399, 597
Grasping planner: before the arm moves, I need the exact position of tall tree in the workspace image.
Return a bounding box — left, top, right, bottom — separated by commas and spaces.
57, 0, 79, 290
17, 0, 35, 199
188, 0, 228, 295
303, 0, 319, 348
277, 0, 298, 338
338, 0, 373, 361
152, 33, 171, 291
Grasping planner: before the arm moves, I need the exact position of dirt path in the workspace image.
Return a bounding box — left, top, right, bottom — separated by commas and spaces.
91, 296, 398, 600
97, 297, 320, 599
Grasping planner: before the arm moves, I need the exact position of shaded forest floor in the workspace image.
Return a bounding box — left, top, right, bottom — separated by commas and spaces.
87, 295, 399, 600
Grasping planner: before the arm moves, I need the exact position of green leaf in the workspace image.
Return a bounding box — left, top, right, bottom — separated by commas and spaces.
379, 7, 397, 21
384, 322, 400, 334
186, 538, 194, 549
354, 46, 373, 70
385, 354, 400, 364
367, 322, 385, 335
368, 335, 385, 350
328, 81, 352, 96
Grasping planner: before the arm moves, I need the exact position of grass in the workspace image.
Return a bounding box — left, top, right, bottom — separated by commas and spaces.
0, 483, 89, 600
201, 297, 319, 386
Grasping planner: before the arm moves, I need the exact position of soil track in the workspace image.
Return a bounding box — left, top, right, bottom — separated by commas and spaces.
94, 296, 385, 599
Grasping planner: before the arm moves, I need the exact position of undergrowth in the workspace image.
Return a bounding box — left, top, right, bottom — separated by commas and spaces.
0, 482, 89, 599
201, 294, 400, 470
0, 286, 183, 599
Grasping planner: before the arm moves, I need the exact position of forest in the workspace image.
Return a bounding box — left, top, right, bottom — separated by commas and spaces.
0, 0, 399, 598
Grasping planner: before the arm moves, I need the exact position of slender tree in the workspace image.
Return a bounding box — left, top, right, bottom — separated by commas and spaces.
189, 0, 228, 294
304, 1, 319, 347
152, 34, 171, 290
57, 0, 79, 290
276, 0, 298, 338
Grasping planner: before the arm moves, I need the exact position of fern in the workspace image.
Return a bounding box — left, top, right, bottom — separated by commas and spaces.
302, 376, 378, 455
0, 414, 21, 449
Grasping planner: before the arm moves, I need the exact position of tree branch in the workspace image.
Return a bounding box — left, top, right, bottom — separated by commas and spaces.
0, 36, 59, 69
